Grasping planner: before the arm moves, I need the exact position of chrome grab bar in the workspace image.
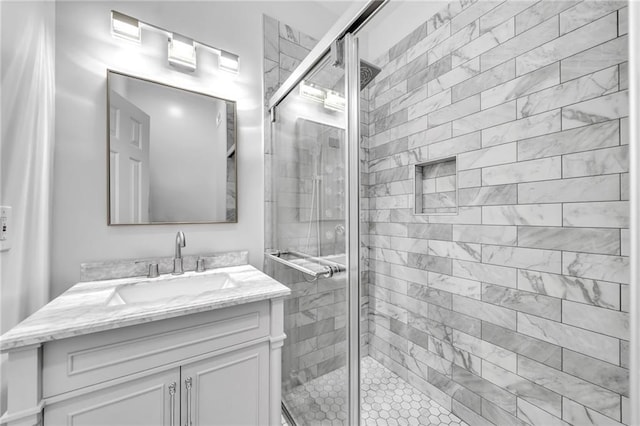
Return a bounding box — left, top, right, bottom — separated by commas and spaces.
265, 250, 345, 278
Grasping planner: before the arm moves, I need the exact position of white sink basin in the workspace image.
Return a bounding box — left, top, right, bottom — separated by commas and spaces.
107, 273, 236, 306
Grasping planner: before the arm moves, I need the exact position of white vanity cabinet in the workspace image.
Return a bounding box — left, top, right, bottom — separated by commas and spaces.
44, 369, 179, 426
45, 343, 270, 426
1, 298, 285, 426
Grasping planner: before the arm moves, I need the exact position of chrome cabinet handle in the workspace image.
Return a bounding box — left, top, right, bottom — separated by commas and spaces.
168, 382, 176, 426
185, 377, 193, 426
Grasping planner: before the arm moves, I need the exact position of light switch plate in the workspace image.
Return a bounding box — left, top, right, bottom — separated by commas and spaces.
0, 206, 12, 252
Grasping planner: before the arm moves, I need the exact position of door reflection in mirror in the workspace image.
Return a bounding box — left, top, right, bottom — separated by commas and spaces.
107, 70, 237, 225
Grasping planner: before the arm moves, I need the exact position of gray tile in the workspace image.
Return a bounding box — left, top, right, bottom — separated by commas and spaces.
428, 21, 479, 65
408, 282, 452, 310
482, 360, 562, 418
408, 253, 452, 275
429, 57, 482, 95
482, 109, 561, 148
518, 119, 619, 160
482, 283, 561, 321
517, 12, 618, 76
563, 201, 629, 228
482, 322, 562, 369
428, 240, 482, 263
518, 175, 620, 204
451, 1, 501, 34
428, 303, 481, 338
518, 312, 620, 364
562, 397, 626, 426
563, 349, 629, 396
458, 184, 517, 206
408, 55, 453, 92
518, 356, 621, 420
515, 1, 580, 34
452, 19, 514, 67
407, 223, 453, 240
407, 22, 451, 63
562, 299, 629, 340
389, 22, 427, 61
518, 226, 621, 255
452, 60, 516, 102
452, 224, 517, 246
407, 88, 452, 121
453, 259, 517, 288
483, 245, 561, 274
562, 145, 628, 178
453, 399, 494, 426
427, 95, 480, 128
483, 62, 560, 109
453, 100, 516, 136
452, 366, 517, 414
428, 367, 482, 413
458, 143, 516, 170
518, 65, 619, 118
452, 295, 517, 330
559, 1, 625, 35
561, 35, 628, 82
481, 399, 530, 426
517, 269, 621, 310
482, 204, 562, 227
479, 1, 535, 34
517, 398, 570, 426
481, 16, 559, 71
482, 156, 562, 186
562, 89, 628, 130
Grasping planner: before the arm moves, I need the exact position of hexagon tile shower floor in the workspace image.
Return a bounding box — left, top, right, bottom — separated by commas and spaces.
283, 357, 468, 426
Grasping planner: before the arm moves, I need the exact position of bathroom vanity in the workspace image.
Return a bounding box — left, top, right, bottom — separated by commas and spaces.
0, 255, 289, 426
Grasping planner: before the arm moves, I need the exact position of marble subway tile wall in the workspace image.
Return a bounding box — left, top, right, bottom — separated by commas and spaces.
363, 1, 629, 425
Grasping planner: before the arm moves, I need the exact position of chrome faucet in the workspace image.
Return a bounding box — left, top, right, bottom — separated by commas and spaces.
173, 231, 186, 275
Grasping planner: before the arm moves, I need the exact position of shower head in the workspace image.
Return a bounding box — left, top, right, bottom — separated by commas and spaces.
360, 59, 381, 90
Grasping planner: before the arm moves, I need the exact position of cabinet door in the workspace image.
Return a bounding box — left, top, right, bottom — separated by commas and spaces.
180, 343, 270, 426
45, 369, 180, 426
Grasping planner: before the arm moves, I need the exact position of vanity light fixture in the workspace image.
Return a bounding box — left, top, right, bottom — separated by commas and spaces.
324, 91, 345, 112
111, 11, 141, 43
168, 34, 197, 71
299, 80, 325, 103
219, 50, 240, 74
110, 10, 240, 74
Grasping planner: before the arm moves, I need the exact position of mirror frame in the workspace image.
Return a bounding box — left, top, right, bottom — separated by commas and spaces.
106, 69, 238, 225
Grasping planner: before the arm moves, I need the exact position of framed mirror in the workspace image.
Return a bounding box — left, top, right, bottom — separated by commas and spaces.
107, 70, 237, 225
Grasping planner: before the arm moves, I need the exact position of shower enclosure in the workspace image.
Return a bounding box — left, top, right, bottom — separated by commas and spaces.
265, 1, 633, 425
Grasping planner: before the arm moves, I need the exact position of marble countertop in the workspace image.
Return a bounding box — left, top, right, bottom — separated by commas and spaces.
0, 265, 290, 351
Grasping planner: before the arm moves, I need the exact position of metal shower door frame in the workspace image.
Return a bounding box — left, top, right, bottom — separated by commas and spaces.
344, 32, 361, 426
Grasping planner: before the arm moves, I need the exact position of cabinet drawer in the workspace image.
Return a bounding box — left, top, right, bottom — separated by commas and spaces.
43, 301, 269, 398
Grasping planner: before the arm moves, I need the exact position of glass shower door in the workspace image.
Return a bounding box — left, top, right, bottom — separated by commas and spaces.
268, 51, 350, 425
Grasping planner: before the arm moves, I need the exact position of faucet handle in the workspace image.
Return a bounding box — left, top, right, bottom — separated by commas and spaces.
148, 263, 160, 278
135, 260, 160, 278
196, 258, 206, 273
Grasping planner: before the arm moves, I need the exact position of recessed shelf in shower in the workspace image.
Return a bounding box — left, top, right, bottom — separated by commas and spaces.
414, 156, 458, 215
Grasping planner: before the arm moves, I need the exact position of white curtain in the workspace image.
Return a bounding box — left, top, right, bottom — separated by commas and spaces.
0, 1, 55, 339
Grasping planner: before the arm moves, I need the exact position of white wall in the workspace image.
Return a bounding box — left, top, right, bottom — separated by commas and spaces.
52, 1, 341, 297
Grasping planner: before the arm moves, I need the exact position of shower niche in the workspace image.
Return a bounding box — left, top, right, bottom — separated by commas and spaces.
414, 156, 458, 215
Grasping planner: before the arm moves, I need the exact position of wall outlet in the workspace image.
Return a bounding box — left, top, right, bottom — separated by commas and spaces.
0, 206, 12, 252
